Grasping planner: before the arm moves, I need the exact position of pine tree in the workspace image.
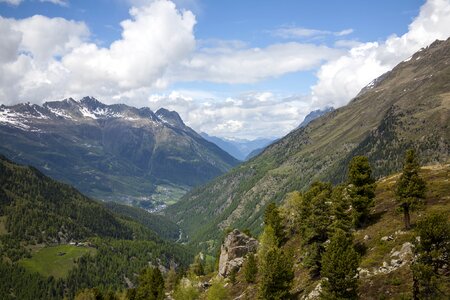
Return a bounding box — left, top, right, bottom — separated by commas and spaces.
264, 202, 285, 246
411, 212, 449, 299
347, 156, 376, 228
165, 266, 178, 293
321, 229, 359, 300
134, 267, 165, 300
298, 181, 333, 277
258, 247, 294, 300
330, 185, 353, 234
396, 149, 426, 229
242, 252, 258, 283
258, 225, 278, 259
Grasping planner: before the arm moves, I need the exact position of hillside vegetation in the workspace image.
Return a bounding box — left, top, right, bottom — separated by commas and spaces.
160, 162, 448, 300
166, 38, 450, 252
0, 156, 193, 299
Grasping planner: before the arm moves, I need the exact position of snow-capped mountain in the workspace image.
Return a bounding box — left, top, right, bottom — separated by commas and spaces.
0, 97, 239, 203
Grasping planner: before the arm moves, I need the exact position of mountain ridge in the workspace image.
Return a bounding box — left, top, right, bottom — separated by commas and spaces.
0, 97, 239, 205
166, 38, 450, 251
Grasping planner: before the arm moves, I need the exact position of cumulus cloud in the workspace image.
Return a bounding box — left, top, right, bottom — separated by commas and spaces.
1, 0, 450, 139
173, 42, 342, 84
0, 0, 196, 103
147, 91, 311, 139
0, 0, 340, 105
311, 0, 450, 108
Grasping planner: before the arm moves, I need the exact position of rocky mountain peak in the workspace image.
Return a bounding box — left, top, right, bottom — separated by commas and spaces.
156, 108, 185, 127
79, 96, 106, 110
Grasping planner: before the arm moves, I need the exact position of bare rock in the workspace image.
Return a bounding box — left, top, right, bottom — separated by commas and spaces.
218, 229, 258, 277
381, 235, 394, 242
302, 281, 323, 300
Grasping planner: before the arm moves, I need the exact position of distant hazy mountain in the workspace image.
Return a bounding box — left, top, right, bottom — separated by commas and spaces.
244, 108, 334, 160
200, 132, 274, 160
0, 97, 239, 204
298, 107, 334, 128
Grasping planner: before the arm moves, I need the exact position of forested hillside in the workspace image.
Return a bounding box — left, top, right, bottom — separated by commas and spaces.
152, 158, 449, 300
0, 156, 193, 299
166, 38, 450, 252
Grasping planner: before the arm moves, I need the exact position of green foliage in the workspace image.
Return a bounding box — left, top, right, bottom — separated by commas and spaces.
0, 156, 132, 249
330, 185, 353, 234
396, 149, 426, 229
173, 280, 200, 300
242, 252, 258, 284
258, 247, 294, 300
298, 182, 333, 277
206, 278, 230, 300
280, 191, 303, 236
75, 288, 120, 300
19, 244, 95, 278
264, 202, 285, 246
165, 266, 179, 292
64, 238, 191, 298
0, 157, 194, 299
320, 229, 359, 300
0, 260, 65, 300
347, 156, 376, 228
189, 253, 205, 276
103, 202, 180, 241
412, 212, 449, 299
258, 225, 278, 259
132, 267, 164, 300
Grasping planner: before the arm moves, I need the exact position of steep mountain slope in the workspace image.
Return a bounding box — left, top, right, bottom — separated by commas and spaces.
0, 156, 193, 299
103, 201, 180, 241
245, 107, 334, 160
225, 163, 449, 299
0, 97, 239, 203
166, 38, 450, 250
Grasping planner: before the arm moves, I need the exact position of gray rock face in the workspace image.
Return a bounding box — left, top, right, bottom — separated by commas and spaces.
218, 229, 258, 277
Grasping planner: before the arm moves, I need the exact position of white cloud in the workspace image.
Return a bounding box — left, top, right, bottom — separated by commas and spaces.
173, 43, 342, 84
61, 1, 196, 91
1, 0, 450, 139
40, 0, 69, 6
0, 0, 22, 5
146, 91, 312, 139
0, 0, 196, 104
272, 26, 354, 39
311, 0, 450, 108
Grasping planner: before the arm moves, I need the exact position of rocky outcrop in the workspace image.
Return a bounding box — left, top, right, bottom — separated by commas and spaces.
218, 229, 258, 277
358, 242, 414, 278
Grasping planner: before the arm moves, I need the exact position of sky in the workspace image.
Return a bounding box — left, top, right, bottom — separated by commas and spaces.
1, 0, 450, 139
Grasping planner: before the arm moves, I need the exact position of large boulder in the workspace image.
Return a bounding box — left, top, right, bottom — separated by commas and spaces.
218, 229, 258, 277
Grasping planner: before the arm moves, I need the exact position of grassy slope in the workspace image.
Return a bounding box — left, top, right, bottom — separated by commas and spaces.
166, 39, 450, 251
229, 164, 449, 300
19, 245, 96, 279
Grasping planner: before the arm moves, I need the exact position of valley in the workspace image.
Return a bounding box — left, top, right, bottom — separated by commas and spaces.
0, 1, 449, 299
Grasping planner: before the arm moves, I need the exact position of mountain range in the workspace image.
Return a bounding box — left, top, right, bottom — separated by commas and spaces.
0, 97, 239, 205
165, 38, 450, 250
200, 133, 274, 161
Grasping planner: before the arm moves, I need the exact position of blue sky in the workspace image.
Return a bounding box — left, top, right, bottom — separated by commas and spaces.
0, 0, 449, 138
